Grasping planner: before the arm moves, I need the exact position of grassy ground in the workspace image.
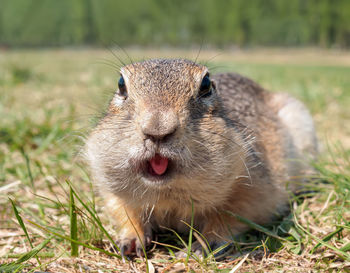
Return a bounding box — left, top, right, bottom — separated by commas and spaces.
0, 48, 349, 272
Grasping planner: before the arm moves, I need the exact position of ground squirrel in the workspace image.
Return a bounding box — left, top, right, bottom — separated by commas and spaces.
85, 58, 318, 257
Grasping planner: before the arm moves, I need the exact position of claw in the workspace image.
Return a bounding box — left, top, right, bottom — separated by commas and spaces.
145, 235, 152, 245
112, 229, 152, 259
120, 244, 128, 262
136, 246, 144, 257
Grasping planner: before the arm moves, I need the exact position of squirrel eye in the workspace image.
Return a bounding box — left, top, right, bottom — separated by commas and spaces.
198, 73, 212, 98
118, 75, 127, 97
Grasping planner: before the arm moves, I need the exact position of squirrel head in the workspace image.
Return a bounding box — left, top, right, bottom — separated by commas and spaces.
87, 59, 246, 202
111, 58, 218, 125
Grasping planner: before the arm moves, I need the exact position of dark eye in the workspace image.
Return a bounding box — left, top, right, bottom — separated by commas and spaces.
118, 75, 127, 97
198, 73, 212, 98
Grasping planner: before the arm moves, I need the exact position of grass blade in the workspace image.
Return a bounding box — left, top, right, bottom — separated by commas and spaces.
225, 211, 285, 241
9, 198, 33, 248
180, 221, 213, 256
311, 227, 343, 253
15, 236, 53, 264
26, 218, 121, 258
340, 242, 350, 252
0, 263, 24, 273
9, 198, 41, 265
66, 181, 120, 253
0, 236, 53, 273
159, 225, 188, 249
69, 186, 79, 257
20, 148, 34, 190
293, 213, 350, 260
186, 199, 195, 264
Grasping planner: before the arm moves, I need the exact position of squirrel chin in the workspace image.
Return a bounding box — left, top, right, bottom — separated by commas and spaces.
140, 174, 172, 188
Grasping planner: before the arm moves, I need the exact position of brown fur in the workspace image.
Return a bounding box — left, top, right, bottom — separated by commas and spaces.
85, 59, 317, 256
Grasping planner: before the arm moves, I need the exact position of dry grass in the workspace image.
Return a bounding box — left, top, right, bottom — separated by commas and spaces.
0, 48, 349, 272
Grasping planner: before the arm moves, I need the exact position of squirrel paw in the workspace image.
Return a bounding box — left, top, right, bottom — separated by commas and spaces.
112, 232, 152, 258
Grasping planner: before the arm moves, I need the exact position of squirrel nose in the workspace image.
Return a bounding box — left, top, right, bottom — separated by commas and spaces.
141, 110, 178, 141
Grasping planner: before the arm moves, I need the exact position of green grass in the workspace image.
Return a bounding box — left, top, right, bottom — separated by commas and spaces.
0, 48, 349, 272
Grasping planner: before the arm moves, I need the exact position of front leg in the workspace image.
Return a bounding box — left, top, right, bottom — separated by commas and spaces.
104, 193, 152, 257
116, 207, 152, 257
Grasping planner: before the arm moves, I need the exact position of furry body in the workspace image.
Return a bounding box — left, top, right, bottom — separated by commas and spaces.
85, 59, 317, 256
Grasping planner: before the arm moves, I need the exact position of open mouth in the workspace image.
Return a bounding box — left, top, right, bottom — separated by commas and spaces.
148, 153, 169, 175
144, 154, 172, 181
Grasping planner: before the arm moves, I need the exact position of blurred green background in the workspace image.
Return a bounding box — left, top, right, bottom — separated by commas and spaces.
0, 1, 350, 271
0, 0, 350, 48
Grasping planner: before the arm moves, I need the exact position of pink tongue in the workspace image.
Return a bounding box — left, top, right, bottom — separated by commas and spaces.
150, 154, 169, 175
